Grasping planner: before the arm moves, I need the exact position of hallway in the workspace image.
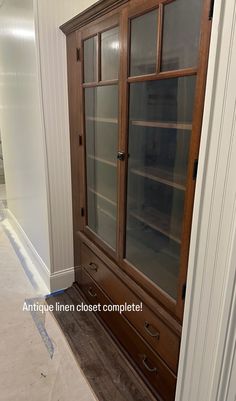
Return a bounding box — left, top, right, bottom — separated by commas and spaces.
0, 200, 97, 401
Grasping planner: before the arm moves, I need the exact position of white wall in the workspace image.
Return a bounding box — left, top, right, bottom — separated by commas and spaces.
0, 0, 51, 270
35, 0, 96, 274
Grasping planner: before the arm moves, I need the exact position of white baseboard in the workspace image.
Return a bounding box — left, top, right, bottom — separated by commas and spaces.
4, 208, 74, 294
50, 267, 75, 293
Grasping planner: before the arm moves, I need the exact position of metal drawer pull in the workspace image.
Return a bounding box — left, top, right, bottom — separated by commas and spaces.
88, 287, 97, 297
142, 355, 157, 373
89, 262, 98, 271
144, 321, 160, 339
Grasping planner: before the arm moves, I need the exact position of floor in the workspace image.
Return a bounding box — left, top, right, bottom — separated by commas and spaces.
46, 285, 156, 401
0, 185, 98, 401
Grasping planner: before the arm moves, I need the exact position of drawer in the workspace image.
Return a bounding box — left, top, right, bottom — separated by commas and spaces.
78, 267, 177, 401
80, 242, 180, 373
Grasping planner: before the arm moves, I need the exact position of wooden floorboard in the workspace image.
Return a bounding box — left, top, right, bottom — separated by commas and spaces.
46, 285, 156, 401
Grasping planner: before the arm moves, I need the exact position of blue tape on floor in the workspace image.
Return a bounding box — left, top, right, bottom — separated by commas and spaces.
0, 208, 39, 291
45, 289, 65, 299
25, 297, 54, 359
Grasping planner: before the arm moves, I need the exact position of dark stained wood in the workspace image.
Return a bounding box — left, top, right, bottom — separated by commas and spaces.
157, 3, 163, 73
77, 30, 87, 233
80, 241, 180, 373
78, 270, 177, 401
63, 0, 213, 398
175, 0, 214, 320
127, 67, 197, 83
66, 32, 83, 267
46, 285, 157, 401
77, 231, 182, 337
60, 0, 129, 35
97, 32, 101, 81
82, 79, 119, 87
117, 6, 129, 261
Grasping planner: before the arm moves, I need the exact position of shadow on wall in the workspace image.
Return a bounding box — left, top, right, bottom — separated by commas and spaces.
0, 129, 5, 185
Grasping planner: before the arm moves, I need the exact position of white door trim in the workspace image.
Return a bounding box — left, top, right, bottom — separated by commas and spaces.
176, 0, 236, 400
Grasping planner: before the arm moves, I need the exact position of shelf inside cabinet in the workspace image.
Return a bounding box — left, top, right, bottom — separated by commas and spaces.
88, 187, 117, 207
98, 206, 116, 221
130, 165, 186, 191
87, 154, 116, 167
131, 120, 192, 130
126, 235, 178, 300
86, 116, 118, 124
129, 207, 181, 244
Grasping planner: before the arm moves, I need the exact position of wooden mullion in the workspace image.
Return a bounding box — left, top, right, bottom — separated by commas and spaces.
117, 7, 129, 261
82, 79, 119, 88
97, 32, 101, 82
157, 3, 164, 73
127, 67, 198, 83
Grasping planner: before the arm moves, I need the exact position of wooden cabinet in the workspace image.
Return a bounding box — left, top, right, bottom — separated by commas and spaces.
61, 0, 212, 399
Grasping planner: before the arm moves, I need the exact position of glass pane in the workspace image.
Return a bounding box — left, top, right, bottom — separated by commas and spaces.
84, 36, 97, 83
130, 9, 158, 77
101, 27, 119, 81
126, 77, 196, 299
85, 86, 118, 249
162, 0, 203, 71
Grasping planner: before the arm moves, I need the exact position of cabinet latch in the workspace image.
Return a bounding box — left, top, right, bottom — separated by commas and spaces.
117, 151, 125, 161
193, 159, 198, 180
209, 0, 215, 20
182, 283, 186, 301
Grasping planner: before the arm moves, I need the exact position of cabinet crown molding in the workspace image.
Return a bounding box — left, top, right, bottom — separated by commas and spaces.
60, 0, 129, 35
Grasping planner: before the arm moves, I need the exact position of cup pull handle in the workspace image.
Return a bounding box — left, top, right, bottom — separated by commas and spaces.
89, 262, 98, 272
142, 355, 157, 373
144, 321, 160, 339
88, 287, 97, 298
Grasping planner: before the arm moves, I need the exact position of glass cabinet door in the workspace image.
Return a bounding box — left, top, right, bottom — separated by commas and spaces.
83, 26, 119, 251
125, 0, 203, 301
126, 77, 195, 300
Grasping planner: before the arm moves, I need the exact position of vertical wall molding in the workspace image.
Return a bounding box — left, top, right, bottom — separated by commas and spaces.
176, 0, 236, 400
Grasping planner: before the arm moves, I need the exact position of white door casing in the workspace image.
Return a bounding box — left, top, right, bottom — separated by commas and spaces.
176, 0, 236, 400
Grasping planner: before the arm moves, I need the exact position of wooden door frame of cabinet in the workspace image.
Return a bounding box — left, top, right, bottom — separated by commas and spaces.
62, 0, 213, 320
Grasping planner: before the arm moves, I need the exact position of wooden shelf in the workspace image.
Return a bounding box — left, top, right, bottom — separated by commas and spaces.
98, 206, 116, 221
130, 165, 186, 191
86, 116, 118, 124
131, 120, 192, 130
126, 235, 178, 300
88, 187, 117, 207
87, 154, 116, 167
129, 207, 181, 244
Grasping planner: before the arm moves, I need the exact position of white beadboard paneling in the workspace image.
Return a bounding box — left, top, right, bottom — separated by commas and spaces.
35, 0, 96, 273
176, 0, 236, 400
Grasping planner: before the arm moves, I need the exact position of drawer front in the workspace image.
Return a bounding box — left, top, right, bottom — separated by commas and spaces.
80, 242, 180, 373
78, 267, 177, 401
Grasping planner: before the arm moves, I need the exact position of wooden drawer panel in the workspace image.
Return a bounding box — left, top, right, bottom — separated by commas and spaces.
80, 242, 180, 373
78, 267, 177, 401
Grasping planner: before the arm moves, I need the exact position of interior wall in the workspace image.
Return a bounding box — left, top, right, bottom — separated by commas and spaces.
35, 0, 96, 273
0, 0, 51, 269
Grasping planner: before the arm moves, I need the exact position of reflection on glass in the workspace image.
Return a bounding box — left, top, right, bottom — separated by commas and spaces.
162, 0, 203, 71
101, 27, 119, 81
84, 36, 97, 83
126, 77, 196, 299
130, 9, 158, 76
85, 86, 118, 249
